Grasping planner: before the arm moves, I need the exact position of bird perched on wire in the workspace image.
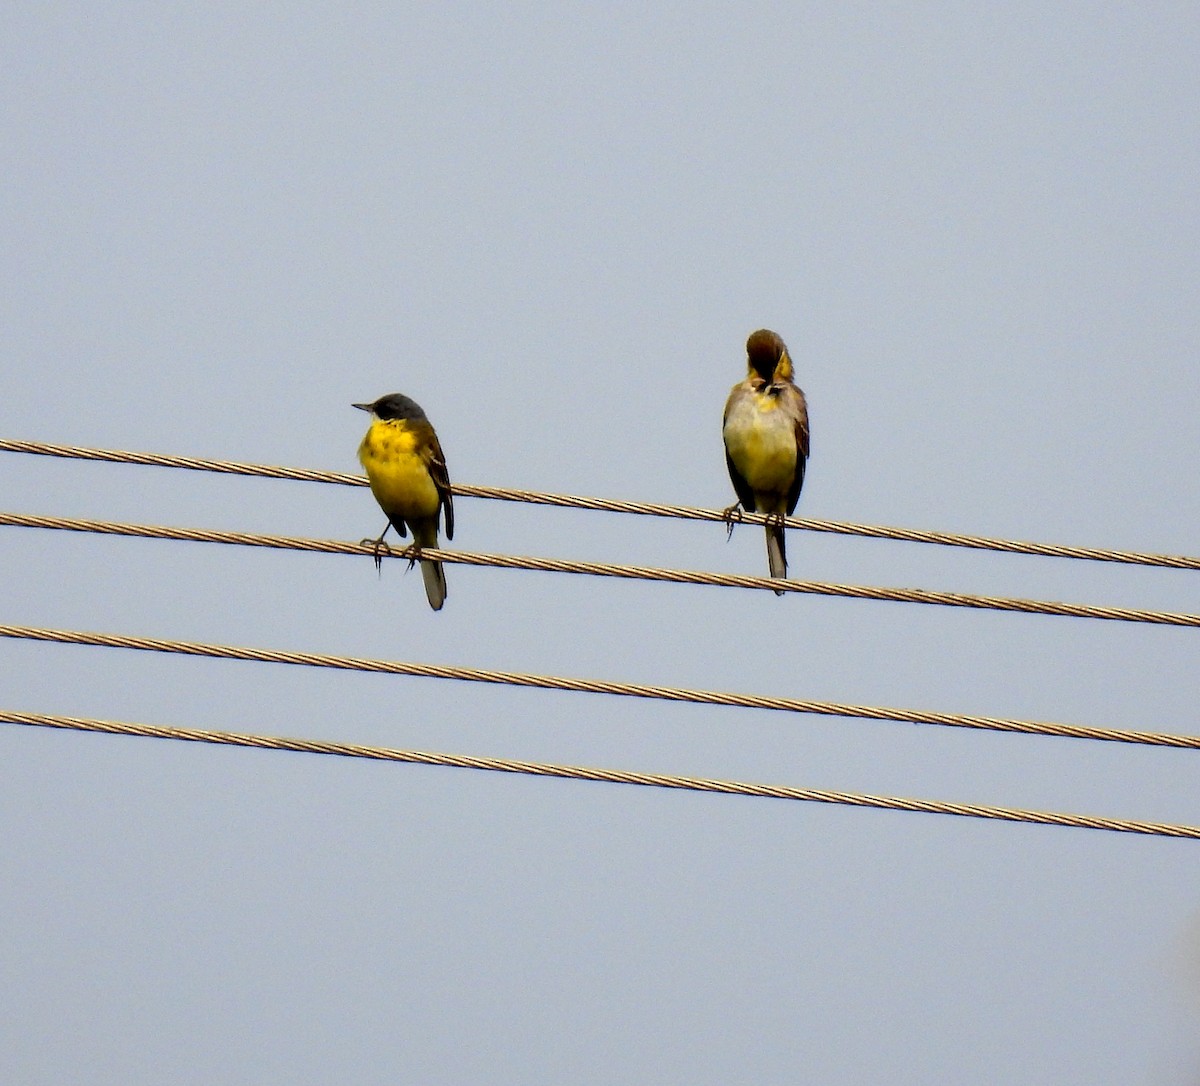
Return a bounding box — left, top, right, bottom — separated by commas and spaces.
354, 393, 454, 611
721, 328, 810, 594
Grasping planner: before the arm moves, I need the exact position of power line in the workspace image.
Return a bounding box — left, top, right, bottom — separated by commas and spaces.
2, 622, 1198, 748
4, 511, 1198, 627
3, 437, 1196, 571
4, 709, 1197, 839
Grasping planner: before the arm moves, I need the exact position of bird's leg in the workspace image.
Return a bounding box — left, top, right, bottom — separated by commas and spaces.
399, 542, 423, 572
360, 523, 393, 575
721, 502, 745, 541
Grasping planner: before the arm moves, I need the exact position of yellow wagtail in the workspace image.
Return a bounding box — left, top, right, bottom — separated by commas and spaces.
354, 393, 454, 611
721, 329, 810, 594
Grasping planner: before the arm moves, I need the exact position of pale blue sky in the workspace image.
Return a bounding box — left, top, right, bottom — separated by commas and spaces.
3, 5, 1199, 1083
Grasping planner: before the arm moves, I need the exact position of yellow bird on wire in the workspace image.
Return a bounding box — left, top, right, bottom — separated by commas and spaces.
721, 329, 810, 594
354, 393, 454, 611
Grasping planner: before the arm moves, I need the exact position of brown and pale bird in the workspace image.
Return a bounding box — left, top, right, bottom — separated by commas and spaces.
354, 392, 454, 611
721, 329, 810, 594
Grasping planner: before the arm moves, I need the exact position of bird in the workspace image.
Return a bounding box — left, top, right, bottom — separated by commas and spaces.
721, 329, 810, 594
354, 392, 454, 611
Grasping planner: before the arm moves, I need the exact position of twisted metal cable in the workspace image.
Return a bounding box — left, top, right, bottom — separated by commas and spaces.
3, 511, 1198, 627
4, 709, 1197, 839
0, 438, 367, 486
2, 622, 1199, 749
3, 438, 1196, 571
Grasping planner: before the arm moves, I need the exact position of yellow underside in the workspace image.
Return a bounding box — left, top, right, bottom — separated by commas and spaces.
358, 420, 441, 524
724, 394, 797, 501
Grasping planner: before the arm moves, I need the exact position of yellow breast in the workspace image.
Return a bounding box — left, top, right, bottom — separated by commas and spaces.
723, 389, 798, 496
358, 419, 441, 520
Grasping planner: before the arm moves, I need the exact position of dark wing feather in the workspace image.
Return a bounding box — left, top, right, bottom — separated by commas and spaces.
426, 432, 454, 540
785, 387, 810, 515
723, 387, 758, 511
725, 450, 757, 511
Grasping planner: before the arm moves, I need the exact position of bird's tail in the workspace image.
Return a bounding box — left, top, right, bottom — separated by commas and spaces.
765, 521, 787, 596
414, 521, 447, 611
420, 551, 447, 611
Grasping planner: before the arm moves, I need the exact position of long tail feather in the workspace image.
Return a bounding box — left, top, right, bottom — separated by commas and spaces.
420, 552, 447, 611
412, 519, 447, 611
765, 523, 787, 596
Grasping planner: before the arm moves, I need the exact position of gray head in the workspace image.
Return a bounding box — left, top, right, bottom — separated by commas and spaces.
352, 393, 428, 421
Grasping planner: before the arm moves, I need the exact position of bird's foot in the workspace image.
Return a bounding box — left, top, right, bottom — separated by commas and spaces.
360, 536, 392, 575
721, 503, 745, 541
399, 542, 423, 572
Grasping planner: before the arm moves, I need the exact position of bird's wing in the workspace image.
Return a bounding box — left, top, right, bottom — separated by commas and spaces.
722, 384, 759, 511
725, 450, 757, 511
425, 431, 454, 540
785, 386, 810, 515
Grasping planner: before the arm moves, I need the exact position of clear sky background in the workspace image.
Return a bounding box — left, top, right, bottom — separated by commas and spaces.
2, 4, 1199, 1083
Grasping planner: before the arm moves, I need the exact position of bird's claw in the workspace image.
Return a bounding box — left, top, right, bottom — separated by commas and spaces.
361, 536, 392, 575
400, 543, 422, 572
721, 503, 745, 541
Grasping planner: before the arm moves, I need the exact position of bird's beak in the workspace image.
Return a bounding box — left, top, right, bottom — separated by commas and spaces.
352, 402, 372, 413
